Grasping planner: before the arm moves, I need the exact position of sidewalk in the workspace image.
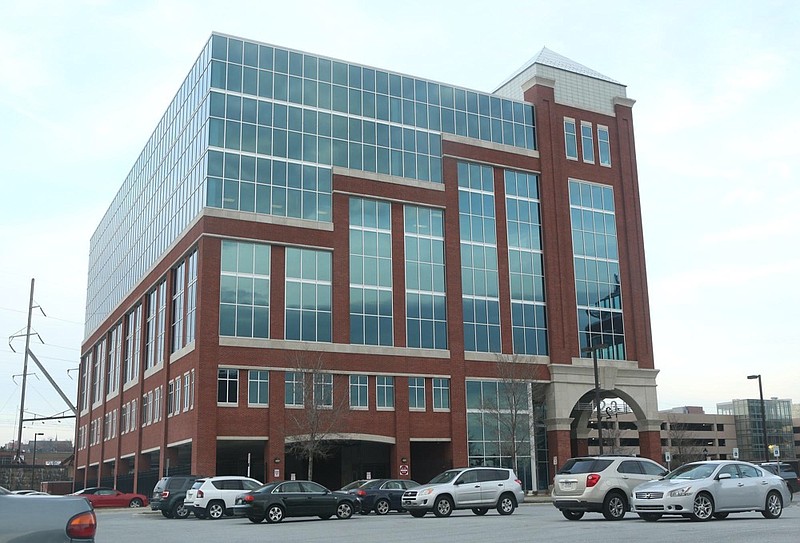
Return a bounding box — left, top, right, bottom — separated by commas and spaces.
523, 492, 553, 503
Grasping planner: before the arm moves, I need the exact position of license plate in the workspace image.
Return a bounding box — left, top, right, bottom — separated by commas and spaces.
560, 481, 576, 491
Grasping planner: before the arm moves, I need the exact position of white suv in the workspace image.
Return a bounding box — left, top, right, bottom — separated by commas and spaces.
552, 456, 667, 520
401, 467, 524, 517
184, 476, 262, 519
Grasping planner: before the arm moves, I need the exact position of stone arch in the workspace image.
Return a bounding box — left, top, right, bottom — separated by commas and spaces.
544, 359, 661, 478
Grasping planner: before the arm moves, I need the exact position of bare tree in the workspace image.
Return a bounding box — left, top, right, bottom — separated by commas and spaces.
488, 353, 547, 492
664, 414, 704, 467
284, 349, 349, 481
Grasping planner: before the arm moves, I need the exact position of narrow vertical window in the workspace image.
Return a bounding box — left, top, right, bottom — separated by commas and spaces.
405, 205, 447, 349
376, 376, 394, 408
432, 378, 450, 409
564, 118, 577, 159
598, 125, 611, 166
408, 377, 425, 410
248, 369, 269, 405
349, 198, 393, 346
285, 371, 304, 406
458, 161, 501, 353
581, 122, 594, 163
314, 373, 334, 407
186, 250, 198, 343
349, 375, 368, 408
217, 368, 239, 404
172, 261, 186, 352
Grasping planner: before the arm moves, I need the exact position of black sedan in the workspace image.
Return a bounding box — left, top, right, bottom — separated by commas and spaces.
350, 479, 420, 515
237, 480, 357, 523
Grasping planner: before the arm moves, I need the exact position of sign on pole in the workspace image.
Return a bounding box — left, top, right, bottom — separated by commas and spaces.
732, 447, 739, 460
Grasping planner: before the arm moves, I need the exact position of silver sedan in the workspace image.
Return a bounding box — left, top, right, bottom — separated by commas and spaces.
630, 460, 792, 521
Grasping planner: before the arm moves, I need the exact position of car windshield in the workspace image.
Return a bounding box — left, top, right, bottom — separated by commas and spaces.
428, 470, 461, 484
666, 463, 719, 480
0, 486, 10, 495
360, 480, 386, 489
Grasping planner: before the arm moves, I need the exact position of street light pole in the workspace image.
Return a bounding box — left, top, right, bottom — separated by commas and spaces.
582, 343, 608, 455
747, 374, 770, 463
31, 432, 44, 489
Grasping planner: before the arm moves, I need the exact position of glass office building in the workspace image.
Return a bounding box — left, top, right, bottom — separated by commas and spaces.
78, 34, 658, 494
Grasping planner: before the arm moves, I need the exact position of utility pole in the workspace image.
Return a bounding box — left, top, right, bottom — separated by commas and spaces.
15, 279, 35, 463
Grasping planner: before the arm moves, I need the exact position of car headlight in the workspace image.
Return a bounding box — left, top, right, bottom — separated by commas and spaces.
419, 488, 434, 496
668, 486, 693, 497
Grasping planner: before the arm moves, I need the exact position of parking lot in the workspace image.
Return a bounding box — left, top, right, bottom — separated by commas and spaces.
94, 502, 800, 543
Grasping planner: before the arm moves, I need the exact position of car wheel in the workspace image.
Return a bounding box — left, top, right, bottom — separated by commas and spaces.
172, 500, 190, 519
248, 514, 264, 524
375, 498, 391, 515
601, 491, 626, 521
129, 498, 144, 508
161, 510, 172, 518
762, 491, 783, 519
472, 507, 489, 516
496, 493, 516, 515
639, 513, 661, 522
562, 510, 584, 521
690, 492, 714, 521
712, 513, 728, 520
433, 496, 453, 517
206, 501, 225, 520
336, 501, 354, 520
266, 504, 285, 523
409, 510, 427, 518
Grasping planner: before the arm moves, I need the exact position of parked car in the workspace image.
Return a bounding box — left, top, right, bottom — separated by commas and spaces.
759, 462, 799, 495
237, 480, 357, 523
71, 486, 148, 508
401, 466, 524, 517
11, 489, 39, 495
631, 460, 791, 521
349, 478, 420, 515
184, 476, 262, 519
150, 475, 200, 519
551, 455, 668, 520
1, 485, 97, 541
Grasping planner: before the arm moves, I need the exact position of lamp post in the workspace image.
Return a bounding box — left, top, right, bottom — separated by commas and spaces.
747, 374, 770, 463
582, 343, 608, 455
31, 432, 44, 489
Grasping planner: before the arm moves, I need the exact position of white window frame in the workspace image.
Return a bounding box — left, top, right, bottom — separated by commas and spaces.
349, 375, 368, 409
564, 118, 578, 160
376, 376, 395, 410
248, 369, 270, 406
597, 125, 611, 167
580, 121, 594, 164
432, 378, 450, 410
408, 377, 426, 411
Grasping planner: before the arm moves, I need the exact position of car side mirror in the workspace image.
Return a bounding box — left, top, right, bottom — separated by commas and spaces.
717, 473, 731, 480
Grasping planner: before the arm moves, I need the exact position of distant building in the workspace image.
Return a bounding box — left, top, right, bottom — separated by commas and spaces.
717, 399, 796, 462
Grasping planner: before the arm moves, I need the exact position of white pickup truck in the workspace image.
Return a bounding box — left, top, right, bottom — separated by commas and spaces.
0, 485, 97, 542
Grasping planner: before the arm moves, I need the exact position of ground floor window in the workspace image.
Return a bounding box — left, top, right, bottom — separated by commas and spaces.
465, 379, 549, 491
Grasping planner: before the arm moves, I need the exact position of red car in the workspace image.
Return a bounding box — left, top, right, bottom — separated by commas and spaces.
72, 487, 148, 508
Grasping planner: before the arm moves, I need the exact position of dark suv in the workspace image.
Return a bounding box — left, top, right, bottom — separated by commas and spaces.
760, 462, 799, 495
150, 475, 200, 519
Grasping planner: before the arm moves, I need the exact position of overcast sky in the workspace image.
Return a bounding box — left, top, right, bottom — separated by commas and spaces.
1, 0, 798, 446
